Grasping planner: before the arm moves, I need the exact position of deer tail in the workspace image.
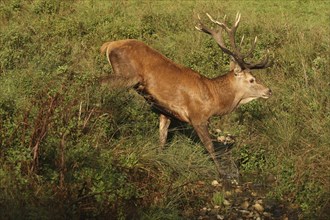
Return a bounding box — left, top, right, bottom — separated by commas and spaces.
100, 42, 112, 65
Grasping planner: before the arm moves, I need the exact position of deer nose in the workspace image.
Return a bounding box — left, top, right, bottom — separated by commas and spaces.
268, 89, 272, 96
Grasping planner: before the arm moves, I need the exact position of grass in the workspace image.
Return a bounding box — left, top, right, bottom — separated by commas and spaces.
0, 0, 329, 219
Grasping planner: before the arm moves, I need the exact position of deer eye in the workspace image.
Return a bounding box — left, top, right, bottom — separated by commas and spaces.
249, 78, 255, 83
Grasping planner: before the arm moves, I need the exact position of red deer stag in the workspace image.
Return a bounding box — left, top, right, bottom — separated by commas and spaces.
100, 13, 272, 176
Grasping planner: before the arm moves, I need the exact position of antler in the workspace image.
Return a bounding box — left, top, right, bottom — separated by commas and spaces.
196, 13, 272, 70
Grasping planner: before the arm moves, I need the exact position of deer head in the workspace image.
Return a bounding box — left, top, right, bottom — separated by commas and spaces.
196, 13, 273, 104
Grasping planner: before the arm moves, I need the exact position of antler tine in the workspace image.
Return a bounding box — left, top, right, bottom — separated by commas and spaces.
195, 13, 216, 36
206, 13, 230, 32
239, 35, 245, 47
195, 14, 202, 31
246, 50, 273, 69
234, 12, 241, 28
242, 36, 257, 59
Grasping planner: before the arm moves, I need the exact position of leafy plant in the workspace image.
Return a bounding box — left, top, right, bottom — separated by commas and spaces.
212, 191, 225, 206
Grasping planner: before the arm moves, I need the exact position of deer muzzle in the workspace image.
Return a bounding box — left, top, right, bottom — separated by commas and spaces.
262, 88, 272, 99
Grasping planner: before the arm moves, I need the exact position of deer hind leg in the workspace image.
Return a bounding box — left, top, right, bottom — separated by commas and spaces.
159, 114, 171, 151
192, 123, 226, 176
101, 51, 141, 89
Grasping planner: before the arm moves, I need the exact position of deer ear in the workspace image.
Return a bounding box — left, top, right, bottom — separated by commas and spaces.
229, 60, 236, 71
230, 60, 243, 76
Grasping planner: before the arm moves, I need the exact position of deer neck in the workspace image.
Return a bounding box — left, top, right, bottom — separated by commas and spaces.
209, 72, 244, 115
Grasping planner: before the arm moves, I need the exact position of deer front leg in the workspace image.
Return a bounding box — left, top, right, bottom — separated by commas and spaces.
192, 123, 226, 176
159, 114, 171, 151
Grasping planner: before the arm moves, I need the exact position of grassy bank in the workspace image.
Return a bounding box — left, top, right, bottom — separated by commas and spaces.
0, 0, 329, 219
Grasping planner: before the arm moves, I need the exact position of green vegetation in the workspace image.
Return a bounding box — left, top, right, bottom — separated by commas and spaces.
0, 0, 329, 219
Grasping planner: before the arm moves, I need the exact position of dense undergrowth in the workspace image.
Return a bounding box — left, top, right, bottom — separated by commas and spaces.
0, 0, 329, 219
